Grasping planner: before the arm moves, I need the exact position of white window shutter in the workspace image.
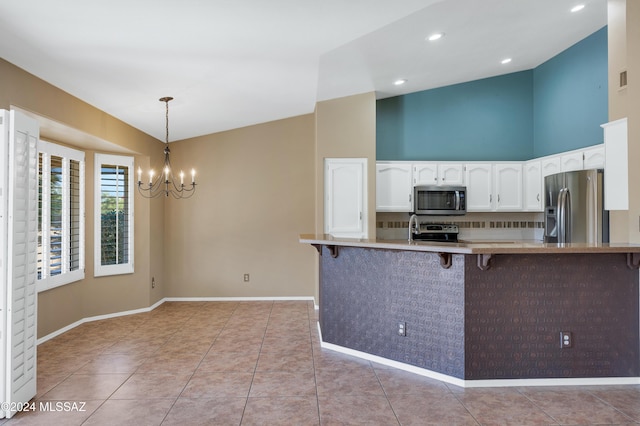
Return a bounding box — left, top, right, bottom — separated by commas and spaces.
3, 110, 38, 418
0, 110, 8, 418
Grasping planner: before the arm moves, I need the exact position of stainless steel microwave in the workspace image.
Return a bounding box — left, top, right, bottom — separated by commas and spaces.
413, 185, 466, 215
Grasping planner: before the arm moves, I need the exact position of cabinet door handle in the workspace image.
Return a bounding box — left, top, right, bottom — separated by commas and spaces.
537, 194, 540, 201
498, 194, 500, 203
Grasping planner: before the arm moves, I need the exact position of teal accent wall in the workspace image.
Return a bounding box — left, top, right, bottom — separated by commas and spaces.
533, 27, 608, 157
377, 27, 608, 161
377, 72, 533, 161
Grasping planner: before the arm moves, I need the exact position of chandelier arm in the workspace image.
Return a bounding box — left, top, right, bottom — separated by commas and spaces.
138, 175, 166, 198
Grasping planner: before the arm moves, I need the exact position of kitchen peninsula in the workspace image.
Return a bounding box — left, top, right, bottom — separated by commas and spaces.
301, 234, 640, 385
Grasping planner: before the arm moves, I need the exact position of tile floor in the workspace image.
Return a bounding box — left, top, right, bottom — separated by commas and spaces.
2, 300, 640, 425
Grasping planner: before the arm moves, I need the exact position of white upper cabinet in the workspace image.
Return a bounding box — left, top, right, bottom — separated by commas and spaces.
439, 163, 464, 185
523, 160, 543, 211
465, 163, 523, 212
413, 162, 464, 186
560, 151, 584, 172
541, 156, 561, 177
583, 145, 605, 169
465, 164, 493, 211
376, 162, 413, 212
413, 163, 438, 185
602, 118, 628, 210
559, 144, 605, 172
494, 163, 523, 211
374, 143, 604, 213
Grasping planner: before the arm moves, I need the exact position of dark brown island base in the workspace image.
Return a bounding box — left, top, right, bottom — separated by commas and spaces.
300, 234, 640, 386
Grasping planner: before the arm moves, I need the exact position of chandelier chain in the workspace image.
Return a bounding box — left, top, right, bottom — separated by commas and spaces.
165, 99, 169, 144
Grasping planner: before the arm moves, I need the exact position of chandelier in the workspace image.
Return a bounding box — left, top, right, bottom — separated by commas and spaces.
137, 97, 196, 199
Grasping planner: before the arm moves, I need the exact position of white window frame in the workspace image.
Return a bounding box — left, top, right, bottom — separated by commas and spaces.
37, 140, 86, 292
94, 153, 134, 277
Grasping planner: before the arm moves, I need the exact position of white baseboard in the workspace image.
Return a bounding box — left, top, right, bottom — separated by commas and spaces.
37, 296, 315, 345
37, 298, 166, 345
163, 296, 315, 302
320, 340, 640, 388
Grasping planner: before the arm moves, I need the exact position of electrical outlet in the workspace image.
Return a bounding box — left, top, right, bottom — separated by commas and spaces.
560, 331, 572, 348
151, 277, 155, 289
243, 273, 250, 282
398, 321, 407, 337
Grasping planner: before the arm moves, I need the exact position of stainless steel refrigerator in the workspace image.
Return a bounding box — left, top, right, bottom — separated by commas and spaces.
544, 169, 609, 243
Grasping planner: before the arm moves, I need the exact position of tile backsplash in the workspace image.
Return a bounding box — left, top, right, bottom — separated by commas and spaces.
377, 212, 545, 241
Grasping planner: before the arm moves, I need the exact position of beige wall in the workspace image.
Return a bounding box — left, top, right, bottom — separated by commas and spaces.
608, 0, 640, 243
315, 92, 377, 238
0, 59, 165, 337
163, 114, 317, 299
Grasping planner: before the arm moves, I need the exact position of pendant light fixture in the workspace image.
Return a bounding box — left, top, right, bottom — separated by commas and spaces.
137, 97, 196, 199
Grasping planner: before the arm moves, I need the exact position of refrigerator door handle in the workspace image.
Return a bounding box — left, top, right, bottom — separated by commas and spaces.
557, 189, 564, 243
558, 188, 571, 244
586, 175, 596, 244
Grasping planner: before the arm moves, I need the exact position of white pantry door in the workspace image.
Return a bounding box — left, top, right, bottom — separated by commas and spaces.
324, 158, 367, 238
0, 110, 39, 419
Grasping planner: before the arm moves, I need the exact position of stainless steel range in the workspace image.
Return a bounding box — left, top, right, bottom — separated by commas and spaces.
412, 223, 459, 242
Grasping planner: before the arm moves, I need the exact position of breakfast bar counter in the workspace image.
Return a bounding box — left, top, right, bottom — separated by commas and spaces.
301, 234, 640, 384
299, 233, 640, 255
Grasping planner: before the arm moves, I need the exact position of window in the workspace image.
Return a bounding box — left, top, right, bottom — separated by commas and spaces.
94, 154, 134, 277
37, 141, 85, 292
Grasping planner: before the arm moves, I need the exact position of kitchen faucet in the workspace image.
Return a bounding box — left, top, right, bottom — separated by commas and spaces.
408, 214, 420, 242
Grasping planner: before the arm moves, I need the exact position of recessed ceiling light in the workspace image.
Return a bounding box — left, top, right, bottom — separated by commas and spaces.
501, 58, 512, 65
571, 4, 585, 12
394, 79, 408, 86
427, 33, 444, 41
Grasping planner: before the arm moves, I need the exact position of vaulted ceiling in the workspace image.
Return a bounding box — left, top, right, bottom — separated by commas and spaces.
0, 0, 607, 142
